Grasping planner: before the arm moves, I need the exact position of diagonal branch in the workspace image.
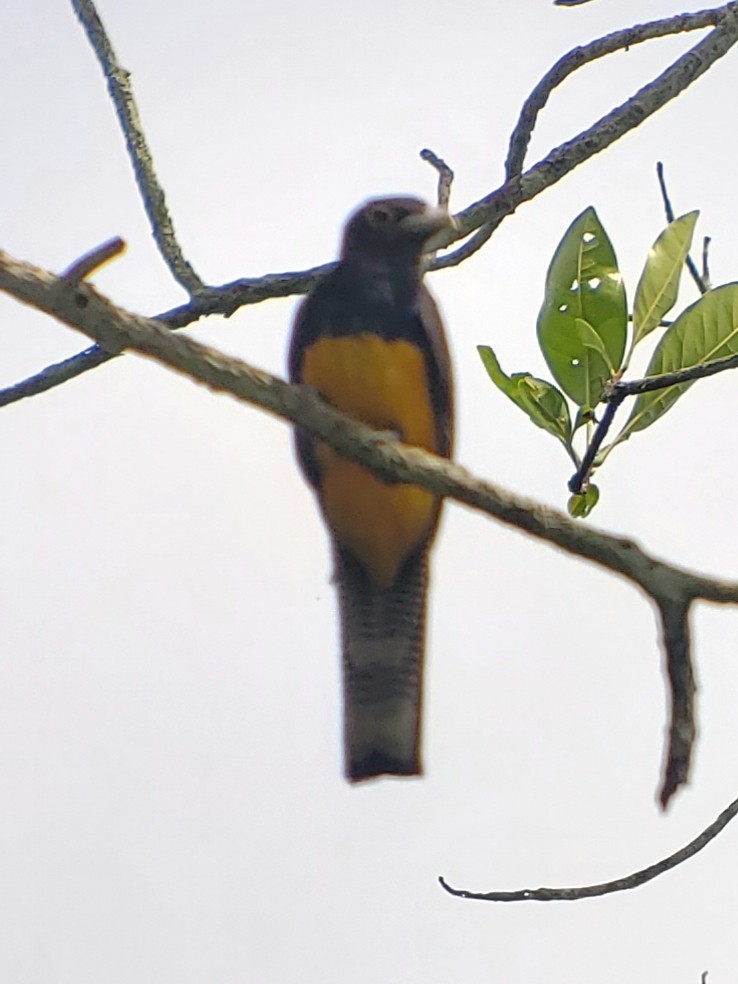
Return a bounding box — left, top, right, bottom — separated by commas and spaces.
437, 2, 738, 270
70, 0, 204, 295
7, 3, 735, 412
506, 7, 727, 182
3, 245, 738, 802
0, 263, 333, 410
438, 792, 738, 902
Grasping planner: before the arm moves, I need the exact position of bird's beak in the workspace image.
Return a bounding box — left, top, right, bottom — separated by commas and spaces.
399, 207, 457, 249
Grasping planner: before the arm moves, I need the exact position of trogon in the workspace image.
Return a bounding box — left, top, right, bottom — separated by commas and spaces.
288, 197, 454, 782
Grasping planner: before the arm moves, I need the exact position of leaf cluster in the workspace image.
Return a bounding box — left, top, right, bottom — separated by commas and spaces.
478, 206, 738, 516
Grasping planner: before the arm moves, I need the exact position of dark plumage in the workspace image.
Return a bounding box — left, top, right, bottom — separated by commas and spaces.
289, 197, 454, 781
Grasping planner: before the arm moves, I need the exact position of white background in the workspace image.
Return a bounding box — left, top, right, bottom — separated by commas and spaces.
2, 1, 738, 981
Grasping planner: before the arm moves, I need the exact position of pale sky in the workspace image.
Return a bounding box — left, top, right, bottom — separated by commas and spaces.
2, 1, 738, 982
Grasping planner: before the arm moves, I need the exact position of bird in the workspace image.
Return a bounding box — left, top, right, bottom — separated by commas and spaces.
288, 196, 454, 782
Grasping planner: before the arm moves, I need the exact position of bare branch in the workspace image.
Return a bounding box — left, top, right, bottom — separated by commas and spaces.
0, 346, 114, 408
507, 9, 725, 182
60, 236, 126, 283
436, 3, 738, 270
420, 149, 454, 210
70, 0, 204, 295
5, 244, 738, 800
617, 353, 738, 395
568, 394, 624, 495
0, 262, 334, 409
0, 247, 733, 607
658, 599, 696, 809
438, 792, 738, 902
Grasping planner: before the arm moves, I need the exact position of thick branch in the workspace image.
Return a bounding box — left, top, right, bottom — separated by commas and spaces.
70, 0, 204, 295
4, 247, 738, 801
439, 792, 738, 902
2, 247, 737, 609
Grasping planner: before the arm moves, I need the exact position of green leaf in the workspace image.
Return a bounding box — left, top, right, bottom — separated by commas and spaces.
632, 211, 699, 346
573, 406, 596, 434
568, 484, 600, 518
623, 283, 738, 437
537, 207, 627, 406
478, 345, 572, 446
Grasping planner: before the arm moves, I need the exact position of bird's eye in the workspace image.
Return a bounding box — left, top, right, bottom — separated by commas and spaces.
369, 207, 392, 225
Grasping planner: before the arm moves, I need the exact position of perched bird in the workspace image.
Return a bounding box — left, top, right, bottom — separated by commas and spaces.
289, 197, 454, 781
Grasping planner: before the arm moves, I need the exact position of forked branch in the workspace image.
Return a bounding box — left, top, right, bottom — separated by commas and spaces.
2, 2, 736, 410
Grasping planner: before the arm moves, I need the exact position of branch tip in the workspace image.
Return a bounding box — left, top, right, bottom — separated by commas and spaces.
61, 237, 126, 284
439, 791, 738, 902
420, 148, 455, 210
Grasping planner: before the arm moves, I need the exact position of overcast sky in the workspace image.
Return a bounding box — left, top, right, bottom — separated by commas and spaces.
2, 1, 738, 982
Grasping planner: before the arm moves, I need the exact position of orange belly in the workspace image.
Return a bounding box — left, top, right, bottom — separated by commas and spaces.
302, 334, 439, 589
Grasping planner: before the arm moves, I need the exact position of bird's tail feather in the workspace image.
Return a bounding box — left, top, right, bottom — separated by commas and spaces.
334, 546, 429, 782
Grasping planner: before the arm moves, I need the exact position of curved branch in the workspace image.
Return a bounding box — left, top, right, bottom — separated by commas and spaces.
0, 262, 334, 408
5, 4, 737, 410
436, 2, 738, 270
506, 7, 726, 181
420, 148, 455, 210
70, 0, 204, 295
438, 792, 738, 902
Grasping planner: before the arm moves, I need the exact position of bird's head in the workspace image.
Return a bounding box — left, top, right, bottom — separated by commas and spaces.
340, 197, 455, 264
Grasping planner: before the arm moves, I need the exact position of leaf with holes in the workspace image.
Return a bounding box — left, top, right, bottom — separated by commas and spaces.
621, 283, 738, 438
478, 345, 572, 447
632, 211, 699, 346
537, 207, 627, 406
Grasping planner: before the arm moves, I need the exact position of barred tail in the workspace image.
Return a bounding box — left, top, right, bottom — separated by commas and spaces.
334, 546, 429, 782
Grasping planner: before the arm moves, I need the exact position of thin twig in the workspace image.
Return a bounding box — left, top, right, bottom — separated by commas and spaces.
70, 0, 204, 295
617, 352, 738, 395
437, 4, 738, 271
0, 262, 334, 409
656, 161, 707, 294
507, 10, 724, 181
568, 394, 624, 494
568, 350, 738, 493
438, 792, 738, 901
420, 149, 454, 210
60, 236, 126, 283
0, 346, 114, 408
